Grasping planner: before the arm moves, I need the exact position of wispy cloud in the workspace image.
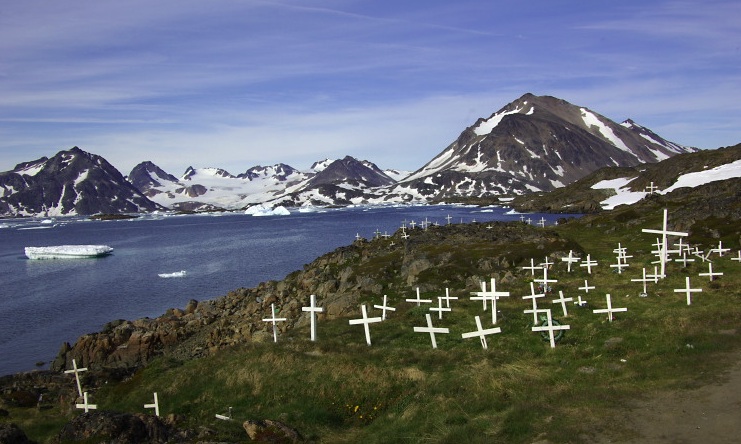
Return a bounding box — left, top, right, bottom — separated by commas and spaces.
0, 1, 738, 174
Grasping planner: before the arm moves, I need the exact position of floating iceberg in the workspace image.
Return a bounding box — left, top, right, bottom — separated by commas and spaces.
158, 270, 187, 278
25, 245, 114, 260
244, 205, 291, 216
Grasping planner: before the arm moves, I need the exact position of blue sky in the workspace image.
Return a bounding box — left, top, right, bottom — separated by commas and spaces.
1, 0, 739, 176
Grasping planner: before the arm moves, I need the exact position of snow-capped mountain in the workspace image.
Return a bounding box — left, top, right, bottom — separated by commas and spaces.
265, 156, 396, 207
0, 147, 162, 216
382, 93, 696, 202
126, 156, 395, 210
1, 94, 703, 216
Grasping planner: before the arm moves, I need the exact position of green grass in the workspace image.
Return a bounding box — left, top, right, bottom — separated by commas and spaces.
3, 217, 741, 443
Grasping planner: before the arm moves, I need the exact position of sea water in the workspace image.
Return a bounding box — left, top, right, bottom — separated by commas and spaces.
0, 205, 572, 375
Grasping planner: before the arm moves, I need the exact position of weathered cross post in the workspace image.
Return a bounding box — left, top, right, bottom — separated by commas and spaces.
301, 294, 324, 341
373, 294, 396, 320
406, 287, 432, 306
262, 303, 287, 343
561, 250, 579, 272
674, 276, 702, 305
75, 392, 97, 413
641, 208, 688, 279
64, 358, 88, 398
552, 291, 573, 317
144, 392, 160, 417
531, 309, 570, 348
592, 294, 627, 322
348, 305, 383, 346
413, 313, 450, 349
461, 315, 502, 349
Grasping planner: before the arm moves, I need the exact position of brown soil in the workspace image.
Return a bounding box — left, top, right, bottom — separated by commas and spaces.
595, 351, 741, 443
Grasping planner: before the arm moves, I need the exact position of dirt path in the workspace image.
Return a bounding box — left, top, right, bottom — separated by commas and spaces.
596, 351, 741, 443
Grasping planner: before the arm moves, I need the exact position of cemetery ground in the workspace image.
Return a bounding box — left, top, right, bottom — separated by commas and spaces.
2, 206, 741, 443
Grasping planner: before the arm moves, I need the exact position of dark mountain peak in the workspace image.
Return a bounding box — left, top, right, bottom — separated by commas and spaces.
238, 163, 299, 181
302, 156, 395, 190
13, 157, 49, 173
128, 161, 179, 191
182, 166, 197, 180
0, 147, 161, 216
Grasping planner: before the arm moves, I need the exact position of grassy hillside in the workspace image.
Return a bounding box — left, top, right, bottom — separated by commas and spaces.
3, 205, 741, 443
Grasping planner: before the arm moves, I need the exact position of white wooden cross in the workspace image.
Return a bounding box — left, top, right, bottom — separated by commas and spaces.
439, 287, 458, 308
674, 276, 702, 305
580, 254, 598, 274
732, 251, 741, 263
373, 294, 396, 320
630, 268, 652, 296
409, 220, 417, 229
348, 304, 383, 346
552, 291, 573, 317
302, 294, 324, 341
642, 208, 688, 279
144, 392, 160, 417
534, 265, 557, 293
674, 252, 695, 267
262, 303, 287, 343
540, 256, 554, 269
355, 233, 362, 241
698, 262, 723, 281
215, 407, 233, 421
610, 257, 629, 274
413, 313, 449, 349
521, 258, 540, 275
373, 228, 382, 239
75, 391, 97, 412
592, 294, 627, 322
520, 215, 526, 222
537, 217, 546, 228
382, 231, 391, 239
522, 282, 546, 325
561, 250, 579, 272
401, 229, 409, 240
531, 309, 570, 348
578, 279, 595, 293
446, 214, 453, 225
461, 315, 502, 349
646, 266, 662, 283
429, 297, 452, 320
526, 217, 532, 225
707, 241, 731, 258
645, 181, 659, 195
64, 358, 88, 398
406, 287, 432, 306
574, 295, 587, 307
470, 278, 510, 324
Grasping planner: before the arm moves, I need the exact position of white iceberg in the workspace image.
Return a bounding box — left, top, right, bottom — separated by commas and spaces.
25, 245, 114, 260
244, 205, 291, 217
158, 270, 187, 278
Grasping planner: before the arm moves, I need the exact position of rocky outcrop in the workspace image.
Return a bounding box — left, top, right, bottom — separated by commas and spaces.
52, 411, 180, 444
243, 419, 304, 443
51, 222, 576, 374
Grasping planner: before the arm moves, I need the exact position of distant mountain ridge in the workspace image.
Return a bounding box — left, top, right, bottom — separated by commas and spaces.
0, 94, 703, 216
384, 93, 696, 202
0, 147, 162, 216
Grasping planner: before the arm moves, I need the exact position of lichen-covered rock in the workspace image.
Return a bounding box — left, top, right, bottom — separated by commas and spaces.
243, 419, 303, 443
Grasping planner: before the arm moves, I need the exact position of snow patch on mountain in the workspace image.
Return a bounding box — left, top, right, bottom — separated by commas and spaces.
580, 108, 636, 157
